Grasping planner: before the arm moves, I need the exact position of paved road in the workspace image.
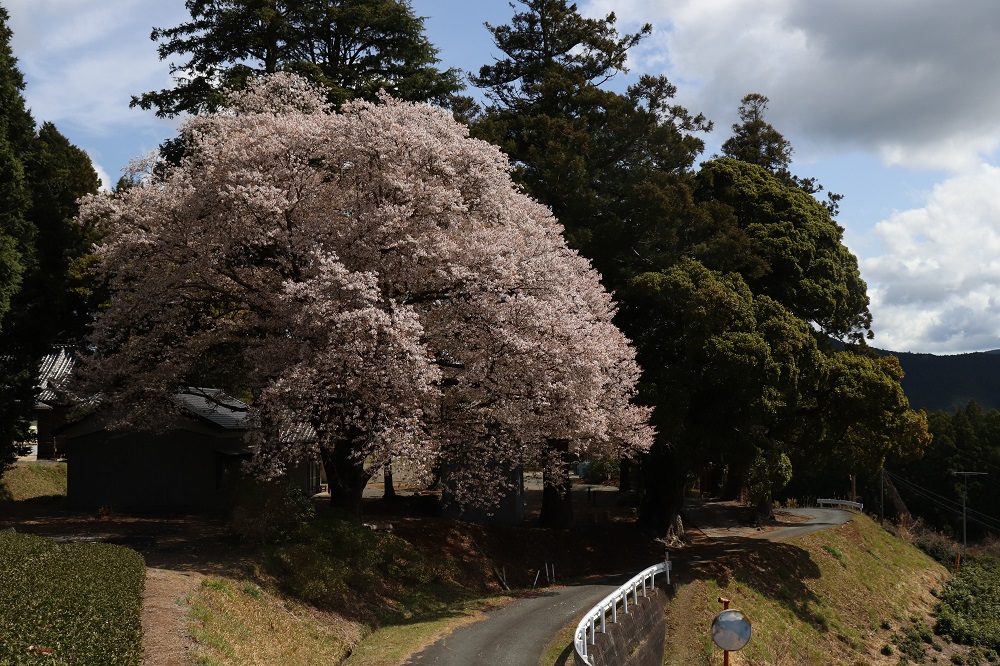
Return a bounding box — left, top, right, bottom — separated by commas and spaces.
405, 507, 853, 666
405, 577, 628, 666
767, 508, 853, 541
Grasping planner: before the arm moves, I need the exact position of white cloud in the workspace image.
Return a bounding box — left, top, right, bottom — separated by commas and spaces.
582, 0, 1000, 353
88, 156, 112, 193
7, 1, 184, 130
863, 164, 1000, 353
584, 0, 1000, 171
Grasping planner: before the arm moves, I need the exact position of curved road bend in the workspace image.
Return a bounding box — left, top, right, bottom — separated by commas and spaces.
405, 577, 628, 666
405, 508, 853, 666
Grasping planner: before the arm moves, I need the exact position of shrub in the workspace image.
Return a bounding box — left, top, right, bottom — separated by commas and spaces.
583, 456, 620, 484
267, 512, 457, 622
0, 532, 145, 665
935, 554, 1000, 651
227, 477, 316, 544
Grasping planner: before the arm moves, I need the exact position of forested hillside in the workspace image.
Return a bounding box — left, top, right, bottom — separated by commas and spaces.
887, 349, 1000, 412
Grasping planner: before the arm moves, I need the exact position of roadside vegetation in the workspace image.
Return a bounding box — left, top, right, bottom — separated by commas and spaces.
5, 464, 1000, 665
0, 532, 145, 666
187, 577, 353, 666
0, 461, 66, 502
660, 515, 1000, 666
935, 554, 1000, 657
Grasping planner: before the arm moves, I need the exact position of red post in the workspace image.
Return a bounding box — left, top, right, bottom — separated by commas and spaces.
719, 598, 731, 666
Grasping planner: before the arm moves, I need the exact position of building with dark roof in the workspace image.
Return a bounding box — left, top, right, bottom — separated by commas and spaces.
36, 347, 322, 512
61, 387, 321, 512
35, 346, 77, 459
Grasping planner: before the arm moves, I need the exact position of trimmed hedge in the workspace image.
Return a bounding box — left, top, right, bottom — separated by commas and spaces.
0, 532, 145, 665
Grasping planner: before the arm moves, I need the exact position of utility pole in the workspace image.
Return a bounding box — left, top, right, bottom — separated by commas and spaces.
953, 471, 988, 554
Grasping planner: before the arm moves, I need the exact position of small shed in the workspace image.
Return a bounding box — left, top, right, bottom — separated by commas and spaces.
62, 388, 321, 512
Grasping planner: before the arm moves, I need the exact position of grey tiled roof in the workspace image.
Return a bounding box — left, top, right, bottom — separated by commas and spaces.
37, 346, 78, 404
171, 388, 249, 430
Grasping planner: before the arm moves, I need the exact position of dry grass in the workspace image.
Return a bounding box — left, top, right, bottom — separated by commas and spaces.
187, 577, 360, 666
663, 515, 949, 665
344, 596, 511, 666
0, 460, 67, 501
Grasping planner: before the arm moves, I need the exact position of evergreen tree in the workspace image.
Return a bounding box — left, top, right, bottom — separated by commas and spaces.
722, 93, 843, 216
721, 93, 792, 173
0, 6, 36, 473
22, 122, 102, 344
472, 1, 710, 289
132, 0, 467, 116
0, 8, 102, 476
0, 6, 32, 329
472, 0, 710, 526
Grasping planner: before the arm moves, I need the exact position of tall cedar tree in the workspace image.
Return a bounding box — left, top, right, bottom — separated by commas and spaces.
472, 0, 710, 526
0, 8, 101, 476
132, 0, 468, 116
723, 93, 843, 216
0, 6, 33, 474
472, 0, 710, 288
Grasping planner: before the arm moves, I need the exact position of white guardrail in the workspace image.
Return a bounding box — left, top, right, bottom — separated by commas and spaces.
573, 557, 672, 666
816, 498, 863, 511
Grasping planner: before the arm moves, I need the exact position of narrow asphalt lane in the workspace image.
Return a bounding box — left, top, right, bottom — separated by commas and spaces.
405, 508, 854, 666
405, 576, 628, 666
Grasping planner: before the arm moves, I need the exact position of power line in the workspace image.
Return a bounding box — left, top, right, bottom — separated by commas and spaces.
883, 469, 1000, 536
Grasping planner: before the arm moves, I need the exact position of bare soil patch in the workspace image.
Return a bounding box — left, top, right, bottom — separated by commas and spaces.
142, 568, 204, 666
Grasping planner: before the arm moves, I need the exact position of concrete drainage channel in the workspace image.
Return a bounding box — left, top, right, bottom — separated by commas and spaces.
573, 559, 672, 666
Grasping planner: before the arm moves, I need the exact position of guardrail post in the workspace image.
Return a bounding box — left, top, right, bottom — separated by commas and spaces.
642, 577, 647, 598
590, 617, 596, 646
600, 608, 606, 634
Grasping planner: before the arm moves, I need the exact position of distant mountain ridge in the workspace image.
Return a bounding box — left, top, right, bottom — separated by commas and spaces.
876, 348, 1000, 412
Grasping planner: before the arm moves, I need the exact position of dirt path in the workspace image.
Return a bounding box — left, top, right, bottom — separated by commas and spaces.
142, 568, 204, 666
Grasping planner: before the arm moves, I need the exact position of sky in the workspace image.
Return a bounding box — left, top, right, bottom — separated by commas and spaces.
5, 0, 1000, 355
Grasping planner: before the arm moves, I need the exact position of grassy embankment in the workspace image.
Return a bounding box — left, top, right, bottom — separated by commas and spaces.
0, 460, 67, 501
193, 513, 973, 666
657, 515, 1000, 666
183, 510, 517, 666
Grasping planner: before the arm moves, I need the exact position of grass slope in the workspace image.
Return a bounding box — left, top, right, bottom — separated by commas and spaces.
0, 461, 67, 502
664, 516, 949, 665
187, 577, 356, 666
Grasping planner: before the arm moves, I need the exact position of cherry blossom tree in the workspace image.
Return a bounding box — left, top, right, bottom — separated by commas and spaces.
77, 73, 652, 516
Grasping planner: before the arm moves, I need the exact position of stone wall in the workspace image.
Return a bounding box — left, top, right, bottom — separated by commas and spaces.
574, 587, 669, 666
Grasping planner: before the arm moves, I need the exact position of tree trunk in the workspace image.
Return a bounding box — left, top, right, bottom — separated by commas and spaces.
383, 459, 397, 500
538, 439, 574, 528
619, 457, 631, 493
638, 442, 687, 537
320, 438, 370, 519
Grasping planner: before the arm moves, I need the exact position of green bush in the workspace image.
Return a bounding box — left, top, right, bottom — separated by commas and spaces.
227, 477, 316, 544
914, 529, 961, 566
267, 512, 459, 622
583, 456, 619, 484
935, 554, 1000, 651
0, 532, 145, 665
